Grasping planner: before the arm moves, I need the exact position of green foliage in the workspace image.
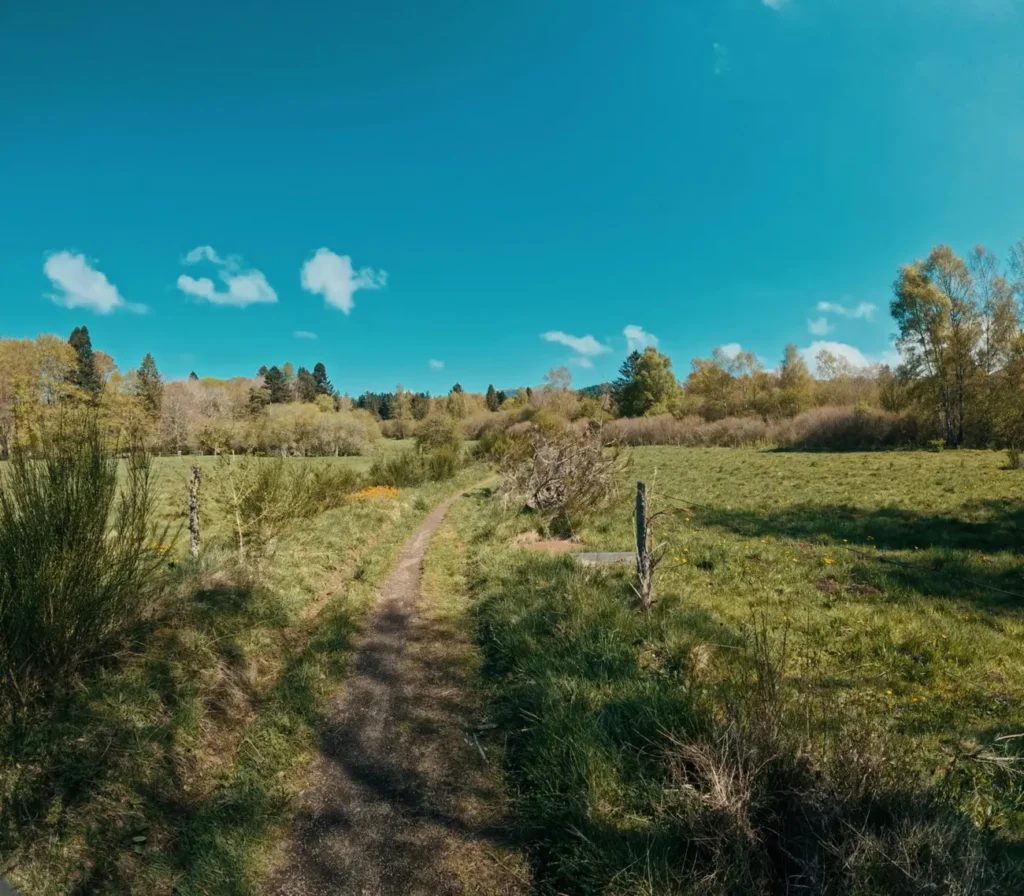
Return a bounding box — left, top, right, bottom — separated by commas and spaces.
485, 383, 500, 412
368, 444, 465, 487
295, 366, 318, 403
415, 413, 461, 453
612, 347, 679, 417
312, 362, 333, 396
263, 366, 290, 404
0, 413, 163, 708
68, 325, 101, 397
133, 352, 163, 418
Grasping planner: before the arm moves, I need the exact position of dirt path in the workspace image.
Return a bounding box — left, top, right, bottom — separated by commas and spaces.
263, 492, 529, 896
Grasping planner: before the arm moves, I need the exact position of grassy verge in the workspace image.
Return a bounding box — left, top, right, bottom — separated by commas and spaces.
451, 448, 1024, 894
0, 457, 482, 895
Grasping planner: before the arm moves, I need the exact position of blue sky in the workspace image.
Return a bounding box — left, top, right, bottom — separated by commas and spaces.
1, 0, 1022, 394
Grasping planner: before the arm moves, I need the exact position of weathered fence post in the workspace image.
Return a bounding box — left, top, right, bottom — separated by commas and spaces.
636, 481, 653, 611
188, 464, 201, 560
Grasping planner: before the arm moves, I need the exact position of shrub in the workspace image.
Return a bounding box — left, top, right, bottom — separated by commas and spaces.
602, 407, 937, 451
0, 413, 164, 707
367, 450, 428, 487
425, 445, 462, 481
500, 424, 627, 523
1007, 447, 1023, 470
415, 414, 462, 453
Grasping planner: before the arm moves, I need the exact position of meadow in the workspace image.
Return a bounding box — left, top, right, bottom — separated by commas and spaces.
0, 444, 483, 896
436, 447, 1024, 894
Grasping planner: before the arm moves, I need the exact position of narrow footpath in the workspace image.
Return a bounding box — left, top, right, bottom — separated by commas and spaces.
264, 492, 529, 896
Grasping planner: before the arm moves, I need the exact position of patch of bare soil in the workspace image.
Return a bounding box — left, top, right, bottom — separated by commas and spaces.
512, 531, 582, 554
263, 496, 529, 896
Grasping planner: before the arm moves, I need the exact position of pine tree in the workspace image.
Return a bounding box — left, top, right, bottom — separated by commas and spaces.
451, 383, 463, 393
485, 384, 499, 411
68, 326, 101, 398
189, 371, 199, 382
134, 353, 163, 418
295, 367, 318, 403
263, 366, 289, 403
313, 362, 334, 396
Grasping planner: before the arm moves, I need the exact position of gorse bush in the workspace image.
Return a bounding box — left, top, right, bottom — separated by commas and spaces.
0, 413, 164, 708
368, 446, 465, 487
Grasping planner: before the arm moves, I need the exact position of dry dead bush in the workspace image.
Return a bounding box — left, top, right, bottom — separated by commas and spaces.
499, 424, 627, 523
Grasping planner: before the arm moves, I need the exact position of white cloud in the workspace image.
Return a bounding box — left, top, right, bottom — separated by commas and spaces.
177, 270, 277, 307
763, 0, 788, 9
569, 356, 595, 369
301, 248, 387, 314
294, 330, 318, 340
807, 316, 833, 336
816, 301, 876, 320
624, 324, 658, 352
183, 245, 224, 265
44, 251, 143, 314
713, 42, 729, 76
429, 359, 445, 370
541, 331, 610, 357
177, 246, 278, 307
800, 341, 901, 373
718, 342, 743, 359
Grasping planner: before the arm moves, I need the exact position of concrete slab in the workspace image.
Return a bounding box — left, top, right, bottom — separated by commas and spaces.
574, 552, 635, 566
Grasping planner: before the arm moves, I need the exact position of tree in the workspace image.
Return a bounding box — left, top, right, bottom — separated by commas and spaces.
612, 348, 678, 417
485, 384, 500, 412
189, 371, 199, 382
312, 362, 333, 396
410, 392, 431, 420
391, 384, 412, 437
496, 390, 507, 406
295, 367, 318, 403
778, 344, 814, 417
134, 353, 163, 418
68, 326, 101, 399
263, 366, 290, 404
451, 383, 463, 394
891, 245, 981, 446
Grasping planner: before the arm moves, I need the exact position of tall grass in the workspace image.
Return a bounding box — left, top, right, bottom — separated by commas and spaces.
0, 414, 164, 708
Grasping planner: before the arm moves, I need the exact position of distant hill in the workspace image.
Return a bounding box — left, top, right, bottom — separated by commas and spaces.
578, 383, 611, 399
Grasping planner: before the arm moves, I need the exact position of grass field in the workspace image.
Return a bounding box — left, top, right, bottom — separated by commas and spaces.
0, 449, 482, 896
442, 447, 1024, 893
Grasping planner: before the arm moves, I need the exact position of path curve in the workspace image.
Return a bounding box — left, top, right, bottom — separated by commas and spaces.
264, 491, 525, 896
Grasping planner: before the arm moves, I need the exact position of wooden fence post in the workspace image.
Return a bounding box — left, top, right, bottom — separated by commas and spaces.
636, 481, 653, 611
189, 464, 201, 560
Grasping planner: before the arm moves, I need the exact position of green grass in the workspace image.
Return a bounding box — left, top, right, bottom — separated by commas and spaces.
445, 448, 1024, 894
0, 453, 481, 895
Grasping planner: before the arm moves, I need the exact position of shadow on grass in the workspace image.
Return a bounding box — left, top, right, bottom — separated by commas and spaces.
696, 498, 1024, 612
469, 541, 1021, 895
0, 571, 362, 896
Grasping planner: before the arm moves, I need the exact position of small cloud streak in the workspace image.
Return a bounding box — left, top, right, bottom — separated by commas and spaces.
713, 42, 729, 76
541, 331, 610, 357
301, 248, 387, 314
177, 246, 278, 307
817, 301, 876, 320
294, 330, 318, 340
624, 324, 658, 352
718, 342, 743, 359
44, 251, 143, 314
570, 357, 595, 369
429, 359, 445, 370
800, 340, 901, 372
763, 0, 788, 9
807, 316, 833, 336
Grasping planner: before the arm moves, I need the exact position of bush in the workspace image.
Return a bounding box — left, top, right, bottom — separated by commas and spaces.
415, 414, 462, 453
602, 407, 937, 451
368, 446, 466, 487
425, 445, 462, 481
500, 424, 627, 523
1006, 447, 1022, 470
0, 414, 164, 707
367, 450, 427, 487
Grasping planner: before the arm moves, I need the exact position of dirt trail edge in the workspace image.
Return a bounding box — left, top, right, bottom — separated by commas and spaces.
264, 490, 529, 896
